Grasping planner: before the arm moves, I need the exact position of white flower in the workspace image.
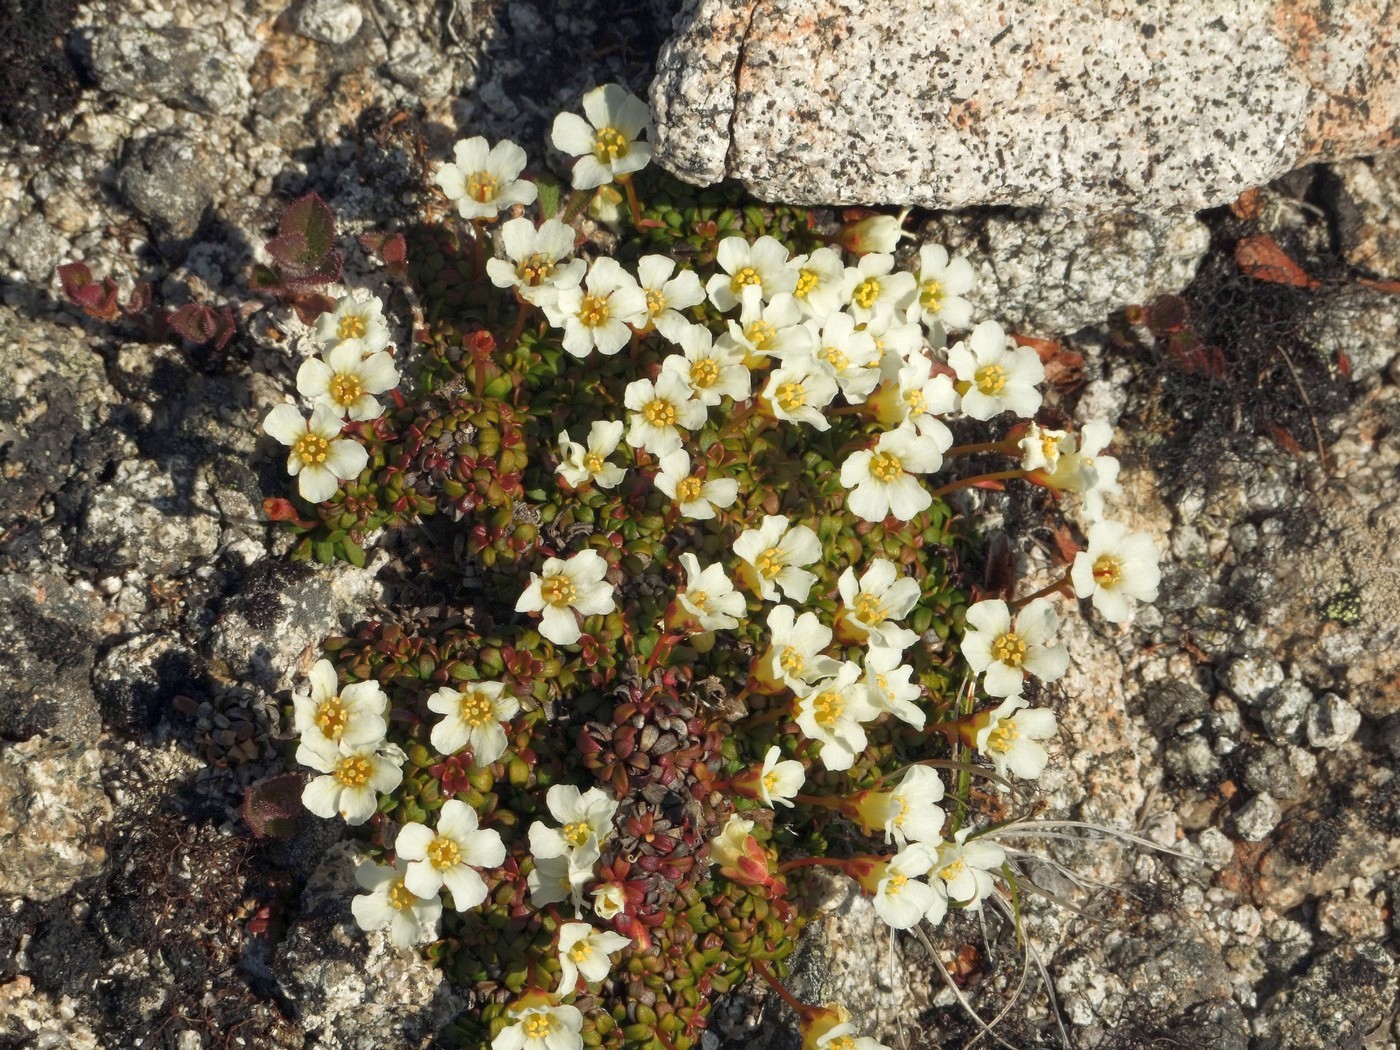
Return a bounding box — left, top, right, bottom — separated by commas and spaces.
761, 358, 839, 430
1065, 420, 1122, 521
434, 137, 538, 221
263, 403, 369, 503
842, 254, 917, 323
875, 351, 959, 428
708, 815, 754, 870
973, 696, 1058, 783
296, 341, 399, 421
726, 287, 812, 363
396, 799, 506, 908
591, 882, 626, 920
865, 307, 928, 375
873, 844, 940, 930
655, 449, 738, 520
1071, 520, 1161, 622
839, 424, 948, 523
515, 549, 617, 646
551, 83, 652, 190
788, 247, 847, 320
837, 560, 920, 650
493, 1000, 585, 1050
676, 552, 745, 631
733, 515, 822, 603
807, 311, 881, 403
930, 827, 1004, 911
556, 420, 627, 489
855, 764, 946, 846
840, 214, 905, 255
299, 736, 406, 825
637, 254, 706, 342
314, 294, 391, 355
705, 235, 797, 312
623, 371, 707, 456
961, 598, 1070, 698
543, 257, 649, 358
530, 784, 619, 860
861, 645, 926, 729
948, 320, 1044, 420
1018, 422, 1073, 474
659, 326, 750, 406
556, 922, 632, 991
486, 217, 587, 306
293, 659, 388, 753
792, 663, 881, 772
910, 244, 975, 332
425, 681, 521, 763
757, 746, 804, 808
351, 858, 442, 948
812, 1020, 892, 1050
759, 605, 840, 688
527, 843, 600, 915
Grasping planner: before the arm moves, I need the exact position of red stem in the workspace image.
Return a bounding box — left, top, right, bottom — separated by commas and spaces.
927, 468, 1027, 499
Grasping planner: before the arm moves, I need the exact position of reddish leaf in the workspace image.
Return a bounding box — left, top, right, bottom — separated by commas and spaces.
290, 292, 337, 325
277, 193, 336, 269
123, 281, 153, 316
1336, 350, 1351, 378
358, 231, 408, 279
1145, 294, 1189, 336
981, 532, 1015, 599
58, 262, 120, 320
1360, 277, 1400, 295
1229, 188, 1262, 221
166, 303, 219, 343
1049, 523, 1081, 564
263, 497, 305, 522
241, 773, 305, 839
1266, 422, 1305, 456
1235, 235, 1318, 289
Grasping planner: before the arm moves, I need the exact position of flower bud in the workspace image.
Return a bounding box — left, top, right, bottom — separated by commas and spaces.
837, 213, 904, 255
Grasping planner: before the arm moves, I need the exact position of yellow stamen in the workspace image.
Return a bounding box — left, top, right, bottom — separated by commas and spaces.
794, 269, 818, 299
293, 432, 330, 466
388, 879, 416, 911
569, 941, 593, 962
854, 593, 886, 626
334, 755, 373, 787
868, 451, 903, 482
852, 277, 881, 310
987, 719, 1019, 754
337, 314, 367, 341
974, 363, 1008, 395
645, 287, 667, 314
427, 835, 463, 869
729, 266, 762, 295
775, 381, 807, 413
812, 690, 843, 727
577, 293, 610, 327
778, 647, 804, 676
540, 574, 577, 608
315, 695, 348, 739
675, 476, 703, 503
518, 252, 556, 285
642, 398, 678, 427
745, 320, 776, 352
562, 821, 592, 847
593, 126, 630, 162
820, 344, 850, 373
920, 278, 944, 312
458, 689, 494, 727
689, 359, 719, 388
991, 631, 1028, 668
938, 858, 965, 883
1092, 554, 1123, 587
755, 548, 785, 580
583, 451, 605, 475
523, 1014, 555, 1039
466, 170, 499, 203
329, 372, 363, 408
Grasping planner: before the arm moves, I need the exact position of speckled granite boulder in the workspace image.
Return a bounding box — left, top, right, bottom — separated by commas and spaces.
651, 0, 1400, 212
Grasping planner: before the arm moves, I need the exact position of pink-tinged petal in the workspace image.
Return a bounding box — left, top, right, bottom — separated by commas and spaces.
263, 403, 307, 445
325, 438, 368, 480
297, 465, 340, 504
442, 865, 488, 910
395, 822, 435, 860
301, 775, 341, 818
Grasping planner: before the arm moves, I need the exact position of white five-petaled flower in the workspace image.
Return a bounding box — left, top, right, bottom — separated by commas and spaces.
865, 306, 928, 374
960, 598, 1070, 698
757, 746, 805, 808
296, 340, 400, 421
840, 213, 906, 256
314, 294, 391, 355
396, 798, 506, 908
705, 235, 798, 312
948, 320, 1044, 420
591, 882, 626, 920
761, 358, 839, 430
837, 559, 921, 650
973, 696, 1058, 784
556, 922, 632, 991
299, 736, 406, 825
842, 253, 917, 324
734, 515, 822, 604
516, 549, 617, 646
792, 662, 881, 772
492, 1000, 586, 1050
263, 403, 369, 503
726, 287, 812, 363
1071, 520, 1161, 622
873, 843, 941, 930
556, 419, 627, 489
1018, 421, 1073, 474
874, 350, 960, 428
623, 372, 707, 456
840, 423, 947, 523
527, 843, 600, 915
910, 243, 975, 333
787, 246, 847, 320
655, 449, 738, 520
1057, 420, 1122, 521
551, 83, 653, 190
855, 764, 946, 846
531, 784, 619, 860
806, 311, 881, 403
676, 552, 745, 632
929, 827, 1005, 915
425, 681, 520, 764
293, 659, 388, 754
486, 217, 586, 306
543, 256, 649, 358
659, 325, 750, 406
636, 254, 706, 342
351, 858, 443, 948
759, 605, 841, 689
434, 136, 538, 221
861, 645, 926, 729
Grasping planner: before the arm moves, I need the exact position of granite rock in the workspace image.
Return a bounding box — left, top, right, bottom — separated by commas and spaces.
1327, 150, 1400, 278
293, 0, 366, 46
1251, 941, 1397, 1049
116, 132, 221, 253
0, 574, 105, 742
85, 24, 252, 116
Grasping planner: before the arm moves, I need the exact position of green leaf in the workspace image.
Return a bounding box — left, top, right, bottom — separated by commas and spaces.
536, 176, 562, 220
342, 536, 367, 567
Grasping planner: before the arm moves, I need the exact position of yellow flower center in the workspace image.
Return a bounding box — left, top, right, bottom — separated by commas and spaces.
329, 372, 363, 408
690, 358, 719, 388
427, 835, 463, 869
762, 770, 780, 794
894, 795, 910, 826
578, 293, 611, 327
820, 344, 850, 373
645, 287, 667, 314
563, 821, 592, 847
745, 320, 776, 352
920, 278, 944, 312
854, 592, 886, 626
523, 1013, 556, 1040
779, 647, 804, 676
869, 451, 904, 482
729, 266, 762, 295
593, 126, 630, 161
459, 688, 494, 727
775, 381, 807, 413
794, 269, 818, 299
875, 672, 891, 698
642, 398, 677, 427
828, 1039, 856, 1050
388, 879, 416, 911
688, 590, 709, 612
755, 547, 785, 580
584, 451, 606, 475
1042, 435, 1061, 461
518, 252, 556, 285
938, 858, 966, 883
334, 755, 373, 787
885, 872, 908, 894
293, 432, 330, 465
812, 690, 843, 727
987, 719, 1019, 754
1092, 554, 1123, 588
314, 695, 348, 739
466, 170, 499, 203
991, 631, 1027, 668
569, 941, 594, 962
540, 574, 577, 608
974, 363, 1008, 396
852, 277, 881, 310
904, 387, 927, 415
675, 475, 704, 503
337, 314, 367, 341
